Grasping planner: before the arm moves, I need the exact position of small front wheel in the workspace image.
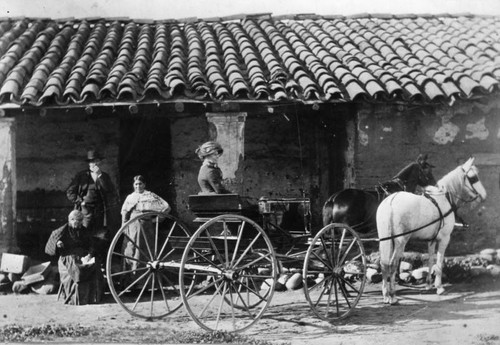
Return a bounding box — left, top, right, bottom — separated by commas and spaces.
303, 223, 366, 320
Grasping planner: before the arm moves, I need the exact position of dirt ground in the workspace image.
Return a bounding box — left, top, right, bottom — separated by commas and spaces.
1, 277, 499, 345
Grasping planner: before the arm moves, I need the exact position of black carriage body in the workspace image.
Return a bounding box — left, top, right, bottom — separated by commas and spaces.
188, 194, 312, 253
188, 194, 258, 219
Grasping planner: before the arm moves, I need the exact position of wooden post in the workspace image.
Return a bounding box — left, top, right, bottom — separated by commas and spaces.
0, 118, 18, 254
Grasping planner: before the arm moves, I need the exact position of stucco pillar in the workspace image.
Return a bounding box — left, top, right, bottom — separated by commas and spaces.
206, 112, 247, 184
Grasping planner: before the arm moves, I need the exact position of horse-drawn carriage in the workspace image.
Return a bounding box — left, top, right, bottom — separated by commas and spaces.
106, 193, 366, 332
106, 158, 486, 332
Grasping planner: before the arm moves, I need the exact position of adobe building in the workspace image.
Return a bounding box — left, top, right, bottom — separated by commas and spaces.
0, 13, 499, 259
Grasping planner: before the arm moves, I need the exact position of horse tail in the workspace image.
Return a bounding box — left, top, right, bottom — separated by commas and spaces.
322, 199, 334, 227
322, 192, 339, 227
376, 195, 395, 270
378, 235, 394, 268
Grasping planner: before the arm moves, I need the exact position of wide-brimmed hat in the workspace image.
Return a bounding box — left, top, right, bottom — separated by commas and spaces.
195, 141, 223, 160
86, 149, 103, 162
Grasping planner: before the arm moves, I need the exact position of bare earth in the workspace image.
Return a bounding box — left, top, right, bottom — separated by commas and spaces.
1, 278, 499, 345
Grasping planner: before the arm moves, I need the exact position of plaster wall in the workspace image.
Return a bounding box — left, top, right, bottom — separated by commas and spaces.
11, 105, 348, 260
172, 108, 349, 230
14, 109, 120, 260
355, 98, 500, 255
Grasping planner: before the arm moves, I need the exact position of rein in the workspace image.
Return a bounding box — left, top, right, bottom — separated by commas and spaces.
378, 164, 482, 242
378, 193, 454, 242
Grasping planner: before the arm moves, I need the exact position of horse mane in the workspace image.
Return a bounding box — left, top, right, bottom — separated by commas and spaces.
423, 185, 445, 195
436, 165, 467, 205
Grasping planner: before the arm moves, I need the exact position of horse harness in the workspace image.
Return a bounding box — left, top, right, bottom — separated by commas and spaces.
378, 192, 455, 242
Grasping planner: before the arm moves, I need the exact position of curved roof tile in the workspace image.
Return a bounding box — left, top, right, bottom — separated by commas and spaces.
0, 14, 499, 105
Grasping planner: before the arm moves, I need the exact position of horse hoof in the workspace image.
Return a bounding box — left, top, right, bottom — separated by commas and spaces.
425, 284, 433, 291
390, 298, 398, 305
436, 287, 445, 295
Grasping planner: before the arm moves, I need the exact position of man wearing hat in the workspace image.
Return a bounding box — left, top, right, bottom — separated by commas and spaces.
66, 149, 119, 257
392, 154, 437, 194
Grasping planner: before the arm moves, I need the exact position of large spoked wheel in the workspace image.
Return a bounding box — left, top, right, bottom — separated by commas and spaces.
106, 211, 192, 320
303, 223, 367, 321
179, 214, 278, 333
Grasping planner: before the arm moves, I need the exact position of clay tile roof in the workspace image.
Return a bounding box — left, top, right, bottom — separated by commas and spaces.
0, 14, 499, 106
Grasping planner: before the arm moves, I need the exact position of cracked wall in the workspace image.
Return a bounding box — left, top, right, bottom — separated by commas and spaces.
356, 97, 500, 254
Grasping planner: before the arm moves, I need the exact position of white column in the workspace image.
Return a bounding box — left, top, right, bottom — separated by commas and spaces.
205, 113, 247, 181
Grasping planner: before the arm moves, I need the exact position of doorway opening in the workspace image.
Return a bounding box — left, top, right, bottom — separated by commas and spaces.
119, 117, 174, 210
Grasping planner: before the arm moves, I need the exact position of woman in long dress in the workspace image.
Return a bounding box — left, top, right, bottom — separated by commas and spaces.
120, 175, 171, 279
45, 210, 103, 304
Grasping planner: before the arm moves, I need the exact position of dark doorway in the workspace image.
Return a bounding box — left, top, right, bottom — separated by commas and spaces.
119, 117, 174, 209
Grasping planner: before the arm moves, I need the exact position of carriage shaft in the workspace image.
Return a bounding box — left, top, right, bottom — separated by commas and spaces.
159, 261, 223, 274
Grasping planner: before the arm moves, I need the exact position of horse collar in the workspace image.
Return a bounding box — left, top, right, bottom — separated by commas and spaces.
424, 193, 444, 231
445, 192, 458, 212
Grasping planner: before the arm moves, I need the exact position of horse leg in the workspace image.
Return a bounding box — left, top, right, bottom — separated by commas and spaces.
387, 242, 405, 305
426, 241, 436, 290
434, 237, 451, 295
381, 264, 390, 304
379, 240, 393, 304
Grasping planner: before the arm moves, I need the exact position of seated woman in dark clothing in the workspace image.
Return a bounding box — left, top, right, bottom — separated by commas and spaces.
45, 210, 103, 305
195, 141, 231, 194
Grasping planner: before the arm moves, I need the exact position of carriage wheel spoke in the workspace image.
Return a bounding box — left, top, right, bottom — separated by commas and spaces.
157, 220, 190, 261
310, 247, 333, 270
121, 232, 152, 263
336, 277, 352, 309
204, 231, 225, 266
154, 215, 159, 257
180, 215, 276, 333
336, 229, 346, 265
117, 269, 150, 297
150, 273, 156, 316
131, 274, 152, 312
109, 265, 148, 278
230, 221, 246, 266
139, 225, 155, 261
338, 239, 356, 266
318, 235, 334, 268
233, 278, 266, 304
233, 232, 263, 268
185, 248, 221, 270
304, 223, 366, 321
333, 277, 341, 316
236, 252, 273, 271
312, 275, 333, 308
107, 212, 188, 320
233, 285, 255, 317
156, 272, 172, 313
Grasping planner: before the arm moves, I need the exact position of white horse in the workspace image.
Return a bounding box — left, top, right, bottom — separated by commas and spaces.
376, 157, 487, 304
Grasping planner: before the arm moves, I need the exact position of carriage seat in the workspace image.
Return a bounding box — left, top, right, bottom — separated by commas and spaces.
188, 194, 258, 222
258, 197, 312, 235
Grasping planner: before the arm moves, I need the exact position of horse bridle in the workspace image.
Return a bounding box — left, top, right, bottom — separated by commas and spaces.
378, 166, 480, 243
456, 167, 481, 204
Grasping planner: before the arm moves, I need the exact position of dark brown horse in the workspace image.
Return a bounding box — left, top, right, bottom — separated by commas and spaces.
322, 162, 436, 235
